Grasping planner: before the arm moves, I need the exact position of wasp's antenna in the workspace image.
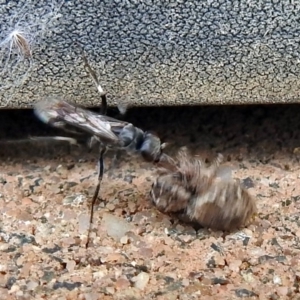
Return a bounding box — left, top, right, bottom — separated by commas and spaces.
75, 41, 107, 115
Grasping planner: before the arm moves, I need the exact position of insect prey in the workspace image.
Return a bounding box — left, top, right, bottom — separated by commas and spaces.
150, 147, 257, 231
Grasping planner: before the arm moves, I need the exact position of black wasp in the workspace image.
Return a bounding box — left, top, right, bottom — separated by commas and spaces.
33, 48, 171, 247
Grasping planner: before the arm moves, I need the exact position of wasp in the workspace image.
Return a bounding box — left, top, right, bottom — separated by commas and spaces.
33, 49, 171, 247
34, 97, 171, 247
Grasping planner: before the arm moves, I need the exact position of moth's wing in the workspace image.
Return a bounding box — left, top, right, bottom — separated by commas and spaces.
34, 98, 120, 144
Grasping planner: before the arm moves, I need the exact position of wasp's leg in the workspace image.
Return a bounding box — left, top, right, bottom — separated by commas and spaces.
87, 136, 99, 154
86, 145, 107, 248
107, 149, 122, 177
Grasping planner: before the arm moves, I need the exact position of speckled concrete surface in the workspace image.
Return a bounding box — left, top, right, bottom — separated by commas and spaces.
1, 105, 300, 299
1, 0, 300, 108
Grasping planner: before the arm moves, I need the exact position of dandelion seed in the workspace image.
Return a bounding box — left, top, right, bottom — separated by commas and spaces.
7, 29, 32, 58
0, 0, 64, 107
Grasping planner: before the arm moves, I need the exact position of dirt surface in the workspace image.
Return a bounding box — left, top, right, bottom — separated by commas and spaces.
1, 105, 300, 299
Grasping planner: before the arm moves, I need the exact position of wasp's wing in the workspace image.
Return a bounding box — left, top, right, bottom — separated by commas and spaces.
34, 98, 126, 145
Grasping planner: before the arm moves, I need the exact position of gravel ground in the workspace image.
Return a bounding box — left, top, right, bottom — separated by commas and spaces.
1, 105, 300, 299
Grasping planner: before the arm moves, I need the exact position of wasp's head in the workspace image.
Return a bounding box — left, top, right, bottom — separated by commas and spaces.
140, 132, 167, 163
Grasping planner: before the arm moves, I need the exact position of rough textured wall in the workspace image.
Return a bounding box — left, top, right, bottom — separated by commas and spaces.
1, 0, 300, 108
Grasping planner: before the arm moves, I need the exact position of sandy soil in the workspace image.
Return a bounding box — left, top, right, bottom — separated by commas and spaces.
0, 105, 300, 299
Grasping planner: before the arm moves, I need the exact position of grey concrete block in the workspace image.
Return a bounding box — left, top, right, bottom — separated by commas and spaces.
1, 0, 300, 108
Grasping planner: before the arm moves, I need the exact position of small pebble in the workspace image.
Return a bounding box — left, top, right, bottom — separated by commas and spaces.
124, 175, 134, 183
180, 235, 193, 243
9, 284, 20, 293
228, 260, 242, 273
44, 165, 52, 172
277, 286, 289, 296
133, 272, 150, 290
182, 278, 190, 287
242, 177, 255, 189
78, 213, 90, 234
273, 275, 282, 285
21, 197, 33, 205
138, 247, 153, 258
102, 213, 134, 241
15, 290, 24, 297
105, 287, 115, 295
115, 278, 131, 289
83, 293, 98, 300
106, 203, 116, 211
56, 165, 68, 178
27, 280, 39, 291
0, 265, 7, 272
120, 235, 129, 244
63, 194, 85, 206
66, 260, 76, 272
